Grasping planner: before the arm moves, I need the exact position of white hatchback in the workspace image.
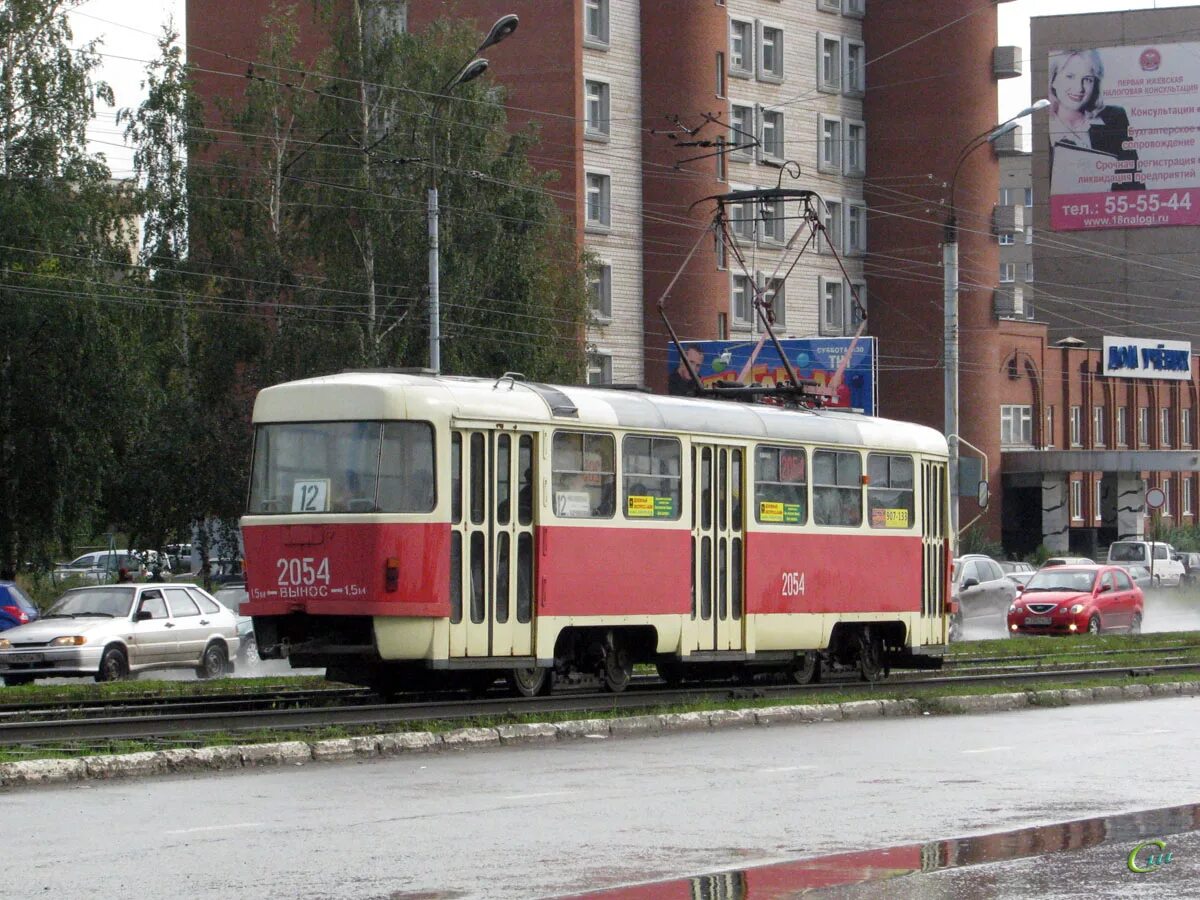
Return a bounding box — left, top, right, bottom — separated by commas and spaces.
1107, 541, 1186, 588
0, 584, 240, 685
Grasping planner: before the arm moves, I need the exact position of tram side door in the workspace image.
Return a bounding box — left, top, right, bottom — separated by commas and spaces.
691, 444, 745, 652
449, 429, 537, 659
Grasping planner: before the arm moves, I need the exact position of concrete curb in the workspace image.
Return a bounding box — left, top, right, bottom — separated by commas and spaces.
1, 681, 1195, 790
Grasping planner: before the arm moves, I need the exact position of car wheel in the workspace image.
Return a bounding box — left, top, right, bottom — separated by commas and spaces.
1087, 615, 1102, 635
1130, 613, 1143, 635
196, 642, 228, 679
96, 647, 129, 682
239, 633, 258, 662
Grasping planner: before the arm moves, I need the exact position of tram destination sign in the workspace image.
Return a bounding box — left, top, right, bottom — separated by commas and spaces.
667, 337, 877, 414
1102, 336, 1193, 380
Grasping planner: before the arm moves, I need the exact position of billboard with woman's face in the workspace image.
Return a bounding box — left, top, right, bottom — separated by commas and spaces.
1048, 43, 1200, 231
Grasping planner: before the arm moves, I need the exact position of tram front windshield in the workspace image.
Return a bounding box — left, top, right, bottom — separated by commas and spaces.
248, 421, 435, 514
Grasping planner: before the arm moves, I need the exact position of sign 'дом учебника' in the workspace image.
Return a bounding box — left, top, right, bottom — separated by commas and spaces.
1102, 336, 1193, 380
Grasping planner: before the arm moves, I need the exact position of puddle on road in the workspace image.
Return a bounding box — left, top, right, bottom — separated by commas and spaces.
557, 803, 1200, 898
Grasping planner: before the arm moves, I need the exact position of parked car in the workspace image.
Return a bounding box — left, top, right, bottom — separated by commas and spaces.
1179, 552, 1200, 586
1124, 565, 1153, 591
949, 554, 1018, 640
0, 582, 39, 632
1007, 564, 1143, 636
212, 582, 256, 662
998, 560, 1036, 587
1106, 541, 1185, 588
1042, 556, 1095, 568
0, 583, 240, 685
52, 550, 144, 584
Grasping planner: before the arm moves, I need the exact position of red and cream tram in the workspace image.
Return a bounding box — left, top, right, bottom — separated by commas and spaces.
240, 371, 951, 696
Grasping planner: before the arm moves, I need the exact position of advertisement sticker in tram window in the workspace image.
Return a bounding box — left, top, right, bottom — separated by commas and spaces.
760, 501, 803, 523
292, 479, 330, 512
628, 495, 676, 518
871, 507, 910, 528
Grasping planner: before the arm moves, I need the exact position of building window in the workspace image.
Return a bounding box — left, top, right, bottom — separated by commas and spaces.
1071, 480, 1082, 520
1095, 478, 1103, 521
1116, 406, 1128, 446
818, 0, 841, 14
1138, 407, 1150, 445
1183, 408, 1192, 446
585, 172, 611, 229
819, 115, 841, 173
844, 121, 865, 176
584, 0, 609, 46
730, 20, 753, 76
715, 51, 726, 98
1000, 262, 1015, 283
732, 274, 753, 326
999, 187, 1015, 205
589, 263, 612, 320
1045, 406, 1054, 448
715, 136, 727, 182
1024, 187, 1033, 207
818, 34, 841, 92
763, 275, 785, 326
1025, 262, 1034, 282
998, 232, 1015, 246
586, 352, 612, 385
1092, 406, 1105, 447
844, 40, 865, 95
584, 79, 610, 139
717, 312, 728, 340
760, 197, 785, 243
760, 109, 785, 162
847, 202, 867, 255
730, 104, 754, 159
714, 223, 726, 267
1069, 405, 1082, 446
821, 199, 843, 253
819, 276, 844, 336
1000, 405, 1033, 446
848, 281, 866, 329
1163, 478, 1173, 516
844, 0, 865, 16
1185, 477, 1194, 516
758, 24, 784, 82
729, 192, 755, 240
1161, 407, 1172, 447
1025, 226, 1033, 245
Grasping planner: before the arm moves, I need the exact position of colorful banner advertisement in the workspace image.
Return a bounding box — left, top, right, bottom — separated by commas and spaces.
666, 337, 877, 415
1048, 44, 1200, 231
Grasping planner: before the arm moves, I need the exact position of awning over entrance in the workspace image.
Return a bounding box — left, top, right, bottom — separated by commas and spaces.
1002, 450, 1200, 474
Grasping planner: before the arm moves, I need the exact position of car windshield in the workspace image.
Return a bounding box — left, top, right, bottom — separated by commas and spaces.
214, 586, 246, 613
1024, 569, 1097, 593
47, 588, 135, 618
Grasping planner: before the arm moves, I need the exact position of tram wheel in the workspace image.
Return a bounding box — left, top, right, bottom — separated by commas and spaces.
857, 631, 886, 683
788, 651, 821, 685
507, 666, 550, 698
602, 636, 633, 693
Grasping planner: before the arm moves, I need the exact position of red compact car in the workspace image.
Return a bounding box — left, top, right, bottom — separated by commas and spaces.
1007, 565, 1144, 636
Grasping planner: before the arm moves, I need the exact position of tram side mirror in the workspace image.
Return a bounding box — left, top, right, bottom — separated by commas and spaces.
977, 480, 990, 510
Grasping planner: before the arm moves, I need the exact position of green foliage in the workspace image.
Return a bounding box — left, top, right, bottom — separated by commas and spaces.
957, 525, 1004, 559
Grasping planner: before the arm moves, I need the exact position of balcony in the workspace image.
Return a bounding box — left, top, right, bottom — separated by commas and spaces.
993, 203, 1025, 235
994, 45, 1022, 80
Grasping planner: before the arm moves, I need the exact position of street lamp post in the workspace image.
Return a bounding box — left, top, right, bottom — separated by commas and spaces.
943, 99, 1049, 537
427, 15, 519, 375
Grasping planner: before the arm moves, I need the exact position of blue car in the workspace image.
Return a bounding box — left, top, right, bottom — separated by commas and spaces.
0, 582, 39, 632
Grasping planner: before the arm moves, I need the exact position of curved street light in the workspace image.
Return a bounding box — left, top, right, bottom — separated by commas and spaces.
943, 99, 1048, 535
427, 15, 519, 375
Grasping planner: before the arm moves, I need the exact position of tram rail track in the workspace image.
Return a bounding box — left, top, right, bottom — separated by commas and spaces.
3, 660, 1200, 747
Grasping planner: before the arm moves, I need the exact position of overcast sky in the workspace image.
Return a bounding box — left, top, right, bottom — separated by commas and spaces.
70, 0, 1200, 175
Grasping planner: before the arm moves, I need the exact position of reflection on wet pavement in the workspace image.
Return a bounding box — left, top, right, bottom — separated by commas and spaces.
560, 803, 1200, 898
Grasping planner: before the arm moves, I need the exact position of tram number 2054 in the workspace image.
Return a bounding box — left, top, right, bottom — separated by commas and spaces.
781, 571, 806, 597
277, 556, 331, 586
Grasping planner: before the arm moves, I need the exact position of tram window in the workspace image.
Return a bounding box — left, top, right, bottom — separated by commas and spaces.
470, 433, 486, 525
451, 433, 462, 524
732, 536, 743, 619
701, 448, 712, 530
378, 422, 435, 513
813, 449, 862, 527
731, 450, 743, 530
496, 434, 512, 525
450, 532, 463, 624
867, 453, 915, 529
249, 421, 382, 514
755, 446, 807, 524
518, 435, 534, 525
516, 532, 533, 623
552, 431, 615, 518
469, 531, 485, 624
622, 435, 681, 520
495, 532, 510, 623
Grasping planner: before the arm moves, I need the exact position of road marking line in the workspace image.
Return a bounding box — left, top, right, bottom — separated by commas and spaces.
166, 823, 265, 835
761, 765, 818, 773
962, 746, 1014, 755
502, 791, 573, 801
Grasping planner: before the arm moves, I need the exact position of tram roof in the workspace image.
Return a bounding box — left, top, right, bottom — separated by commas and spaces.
253, 372, 947, 456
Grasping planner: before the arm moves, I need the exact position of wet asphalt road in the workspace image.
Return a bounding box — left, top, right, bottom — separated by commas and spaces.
6, 696, 1200, 899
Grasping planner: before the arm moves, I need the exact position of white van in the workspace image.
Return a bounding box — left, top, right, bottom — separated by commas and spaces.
1107, 541, 1185, 587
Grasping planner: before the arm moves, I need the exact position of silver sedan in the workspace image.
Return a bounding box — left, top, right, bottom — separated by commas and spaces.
0, 584, 240, 685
